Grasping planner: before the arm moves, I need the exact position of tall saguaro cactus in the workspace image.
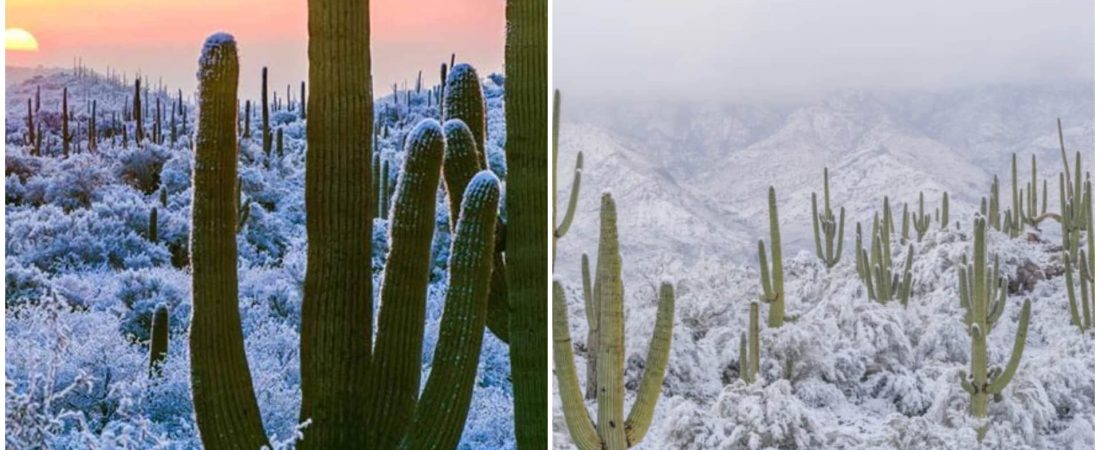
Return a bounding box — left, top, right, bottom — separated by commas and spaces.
299, 0, 375, 445
554, 193, 675, 450
811, 167, 844, 268
958, 218, 1031, 440
61, 87, 70, 157
505, 0, 549, 446
262, 66, 271, 154
188, 33, 270, 450
758, 186, 785, 327
134, 78, 143, 143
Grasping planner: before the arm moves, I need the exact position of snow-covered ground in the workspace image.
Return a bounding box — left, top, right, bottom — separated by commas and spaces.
553, 86, 1095, 449
5, 66, 514, 448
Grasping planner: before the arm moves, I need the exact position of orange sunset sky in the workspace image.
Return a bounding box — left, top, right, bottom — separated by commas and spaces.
5, 0, 505, 101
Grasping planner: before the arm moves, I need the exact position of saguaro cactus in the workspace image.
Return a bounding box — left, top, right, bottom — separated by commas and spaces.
912, 192, 931, 242
61, 87, 70, 157
148, 207, 158, 242
738, 301, 761, 384
554, 90, 583, 262
1057, 119, 1091, 267
149, 304, 169, 376
857, 213, 914, 306
554, 193, 675, 450
758, 186, 785, 327
188, 33, 270, 450
506, 0, 549, 446
262, 66, 271, 154
1065, 249, 1093, 332
958, 218, 1031, 440
443, 63, 487, 165
939, 192, 950, 230
134, 78, 143, 143
581, 253, 598, 399
812, 167, 844, 268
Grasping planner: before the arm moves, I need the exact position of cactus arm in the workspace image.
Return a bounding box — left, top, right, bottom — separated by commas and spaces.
1065, 252, 1082, 329
369, 121, 446, 448
442, 119, 482, 229
552, 280, 603, 450
834, 207, 846, 266
402, 172, 500, 450
738, 333, 748, 383
443, 63, 488, 167
624, 282, 675, 446
556, 152, 583, 238
582, 253, 599, 399
749, 301, 760, 380
1080, 249, 1091, 329
987, 299, 1031, 394
812, 192, 824, 261
189, 34, 270, 450
757, 240, 774, 302
595, 194, 628, 449
959, 370, 977, 395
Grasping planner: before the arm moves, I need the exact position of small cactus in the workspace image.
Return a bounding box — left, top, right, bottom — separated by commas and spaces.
62, 87, 70, 157
738, 301, 761, 383
758, 186, 785, 327
857, 213, 914, 306
940, 192, 950, 230
811, 167, 844, 268
553, 193, 674, 450
148, 207, 158, 242
912, 192, 931, 241
149, 304, 169, 376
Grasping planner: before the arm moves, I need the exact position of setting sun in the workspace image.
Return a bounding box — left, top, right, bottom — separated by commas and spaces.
5, 28, 39, 51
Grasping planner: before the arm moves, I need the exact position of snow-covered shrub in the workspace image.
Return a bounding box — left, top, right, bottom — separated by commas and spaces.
111, 145, 171, 194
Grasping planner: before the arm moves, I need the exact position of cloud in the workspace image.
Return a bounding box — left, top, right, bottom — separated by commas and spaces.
554, 0, 1094, 102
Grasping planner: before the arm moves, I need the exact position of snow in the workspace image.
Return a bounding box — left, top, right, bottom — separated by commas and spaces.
554, 86, 1094, 449
6, 66, 514, 448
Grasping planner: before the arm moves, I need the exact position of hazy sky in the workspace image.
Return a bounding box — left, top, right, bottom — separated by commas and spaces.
554, 0, 1094, 103
6, 0, 505, 102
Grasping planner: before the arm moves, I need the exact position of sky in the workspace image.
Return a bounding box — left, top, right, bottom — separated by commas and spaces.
554, 0, 1095, 103
5, 0, 505, 102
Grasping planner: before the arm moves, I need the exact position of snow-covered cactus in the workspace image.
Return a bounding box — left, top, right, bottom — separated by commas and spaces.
148, 304, 168, 376
954, 217, 1029, 437
988, 176, 1002, 230
900, 202, 911, 244
912, 192, 931, 241
758, 186, 786, 327
261, 66, 271, 155
442, 119, 482, 227
739, 301, 761, 384
555, 90, 583, 262
443, 63, 487, 165
88, 100, 97, 152
553, 193, 675, 450
857, 213, 914, 306
505, 0, 549, 444
811, 167, 845, 268
958, 220, 1031, 440
1065, 249, 1093, 332
188, 33, 270, 450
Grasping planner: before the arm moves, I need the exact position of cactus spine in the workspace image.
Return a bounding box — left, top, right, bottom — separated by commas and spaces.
758, 186, 785, 327
812, 167, 844, 268
506, 0, 549, 445
958, 219, 1031, 440
739, 301, 761, 383
149, 304, 168, 376
188, 33, 270, 450
554, 194, 674, 450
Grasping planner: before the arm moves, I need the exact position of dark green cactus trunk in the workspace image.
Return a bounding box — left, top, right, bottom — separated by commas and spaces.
300, 81, 306, 119
443, 63, 488, 167
505, 0, 549, 446
299, 0, 374, 446
243, 100, 251, 138
262, 67, 271, 154
148, 207, 158, 242
148, 304, 169, 377
189, 33, 270, 450
134, 79, 143, 143
62, 87, 70, 157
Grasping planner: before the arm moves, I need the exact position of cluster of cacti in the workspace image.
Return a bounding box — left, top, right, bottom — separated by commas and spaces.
1056, 119, 1093, 270
554, 193, 674, 450
757, 186, 786, 327
1011, 153, 1050, 232
856, 204, 914, 306
811, 167, 845, 268
738, 301, 761, 383
957, 218, 1031, 440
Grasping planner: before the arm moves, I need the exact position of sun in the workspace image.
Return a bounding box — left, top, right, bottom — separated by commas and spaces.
6, 28, 39, 52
